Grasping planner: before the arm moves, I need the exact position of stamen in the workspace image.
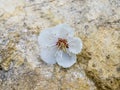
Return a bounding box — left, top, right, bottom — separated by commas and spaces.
56, 38, 69, 52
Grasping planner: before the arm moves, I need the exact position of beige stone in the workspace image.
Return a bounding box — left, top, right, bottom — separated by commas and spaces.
0, 0, 120, 90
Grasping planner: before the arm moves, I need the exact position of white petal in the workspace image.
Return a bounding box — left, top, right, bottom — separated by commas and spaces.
56, 50, 76, 68
68, 37, 82, 54
53, 24, 74, 38
40, 46, 57, 64
38, 28, 57, 47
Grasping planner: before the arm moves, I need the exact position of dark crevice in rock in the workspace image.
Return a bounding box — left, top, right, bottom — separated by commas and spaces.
85, 70, 120, 90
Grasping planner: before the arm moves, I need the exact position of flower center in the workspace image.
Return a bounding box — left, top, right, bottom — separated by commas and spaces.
56, 38, 69, 52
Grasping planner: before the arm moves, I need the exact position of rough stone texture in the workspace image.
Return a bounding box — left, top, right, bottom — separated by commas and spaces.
0, 0, 120, 90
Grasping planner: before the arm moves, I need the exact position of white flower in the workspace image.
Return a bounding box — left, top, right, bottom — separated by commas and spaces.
38, 24, 82, 68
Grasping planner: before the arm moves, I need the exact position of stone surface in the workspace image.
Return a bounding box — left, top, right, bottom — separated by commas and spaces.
0, 0, 120, 90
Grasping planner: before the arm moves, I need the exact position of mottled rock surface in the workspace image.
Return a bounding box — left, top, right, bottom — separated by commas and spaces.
0, 0, 120, 90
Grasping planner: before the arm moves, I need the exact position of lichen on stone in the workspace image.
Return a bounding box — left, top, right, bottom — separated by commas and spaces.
0, 40, 24, 71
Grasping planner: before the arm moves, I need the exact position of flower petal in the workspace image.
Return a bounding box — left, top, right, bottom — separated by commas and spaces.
68, 37, 82, 54
40, 46, 57, 64
53, 24, 74, 38
38, 28, 57, 47
56, 50, 76, 68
